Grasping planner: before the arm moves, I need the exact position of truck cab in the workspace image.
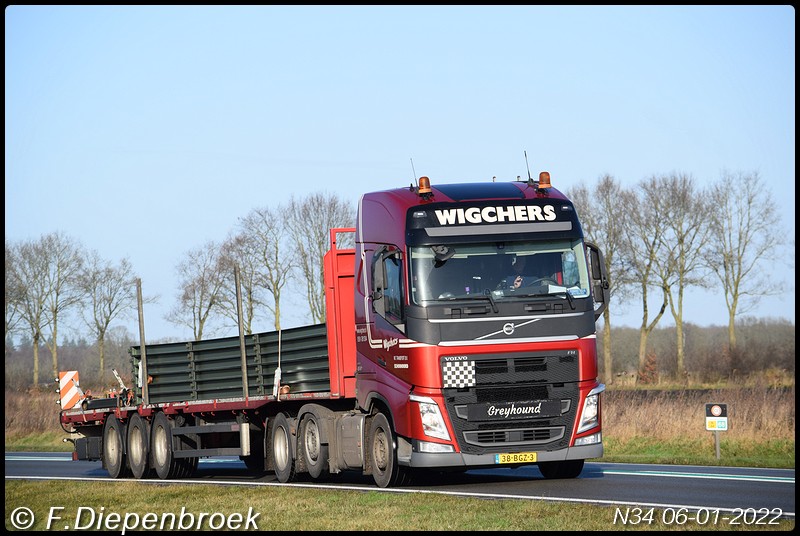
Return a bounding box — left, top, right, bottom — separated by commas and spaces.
353, 175, 608, 485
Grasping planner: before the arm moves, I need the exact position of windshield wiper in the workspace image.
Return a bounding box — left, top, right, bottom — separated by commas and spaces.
514, 289, 576, 309
438, 292, 499, 313
558, 290, 576, 310
461, 291, 499, 313
482, 289, 499, 313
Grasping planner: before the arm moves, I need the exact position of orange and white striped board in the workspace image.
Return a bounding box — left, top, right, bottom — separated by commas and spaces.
58, 371, 83, 410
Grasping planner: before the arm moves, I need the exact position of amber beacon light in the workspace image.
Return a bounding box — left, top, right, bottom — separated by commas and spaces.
418, 176, 432, 197
538, 171, 552, 189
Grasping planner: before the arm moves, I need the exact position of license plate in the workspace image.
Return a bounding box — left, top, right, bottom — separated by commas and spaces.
495, 452, 537, 464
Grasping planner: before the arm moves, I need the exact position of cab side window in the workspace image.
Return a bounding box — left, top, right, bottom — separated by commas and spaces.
372, 247, 405, 331
384, 255, 403, 323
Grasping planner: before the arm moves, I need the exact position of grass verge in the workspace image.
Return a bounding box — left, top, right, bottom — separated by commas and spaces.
5, 480, 794, 531
600, 437, 795, 469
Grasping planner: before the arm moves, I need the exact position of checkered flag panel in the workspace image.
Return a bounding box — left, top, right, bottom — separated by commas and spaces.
442, 360, 476, 388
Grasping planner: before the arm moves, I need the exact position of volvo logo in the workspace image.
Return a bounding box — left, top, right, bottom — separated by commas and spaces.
503, 323, 515, 335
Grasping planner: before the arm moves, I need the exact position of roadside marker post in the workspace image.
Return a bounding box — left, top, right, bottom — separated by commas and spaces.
705, 403, 728, 460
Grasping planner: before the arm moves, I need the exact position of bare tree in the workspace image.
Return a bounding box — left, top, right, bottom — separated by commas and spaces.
5, 239, 24, 353
659, 173, 713, 378
708, 170, 782, 354
567, 175, 631, 383
216, 231, 268, 335
8, 238, 51, 385
165, 241, 227, 341
622, 177, 672, 377
103, 325, 139, 379
40, 232, 86, 381
286, 193, 355, 324
236, 206, 295, 331
79, 252, 138, 374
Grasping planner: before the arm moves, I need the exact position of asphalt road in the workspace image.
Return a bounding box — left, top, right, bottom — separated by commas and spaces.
6, 452, 794, 520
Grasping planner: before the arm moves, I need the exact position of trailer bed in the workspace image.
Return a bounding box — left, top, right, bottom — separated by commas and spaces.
61, 323, 334, 425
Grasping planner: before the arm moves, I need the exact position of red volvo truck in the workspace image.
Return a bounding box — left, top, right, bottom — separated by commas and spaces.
59, 173, 609, 488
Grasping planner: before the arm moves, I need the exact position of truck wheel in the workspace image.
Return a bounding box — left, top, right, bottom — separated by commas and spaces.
300, 413, 329, 480
151, 412, 178, 479
368, 412, 408, 488
538, 459, 584, 479
127, 413, 151, 479
102, 415, 130, 479
270, 413, 296, 483
185, 456, 199, 477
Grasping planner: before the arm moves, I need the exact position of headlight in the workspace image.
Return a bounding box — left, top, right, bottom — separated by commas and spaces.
410, 394, 451, 441
577, 384, 604, 434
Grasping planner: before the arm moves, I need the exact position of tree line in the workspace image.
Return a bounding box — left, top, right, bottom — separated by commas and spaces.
567, 170, 790, 382
5, 318, 793, 391
6, 171, 793, 387
5, 192, 354, 386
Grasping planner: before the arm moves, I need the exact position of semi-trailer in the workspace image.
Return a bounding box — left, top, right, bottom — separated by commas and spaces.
60, 173, 609, 487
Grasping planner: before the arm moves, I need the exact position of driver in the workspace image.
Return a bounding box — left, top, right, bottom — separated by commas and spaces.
504, 255, 560, 290
505, 256, 530, 289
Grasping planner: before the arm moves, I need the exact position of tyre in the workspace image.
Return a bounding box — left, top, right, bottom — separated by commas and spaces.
299, 413, 329, 480
187, 455, 199, 476
171, 419, 197, 478
102, 415, 130, 479
538, 459, 585, 479
127, 413, 151, 479
151, 412, 178, 479
176, 455, 198, 478
368, 412, 410, 488
269, 413, 296, 483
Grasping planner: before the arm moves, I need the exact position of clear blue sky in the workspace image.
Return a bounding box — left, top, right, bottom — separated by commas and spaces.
6, 5, 795, 342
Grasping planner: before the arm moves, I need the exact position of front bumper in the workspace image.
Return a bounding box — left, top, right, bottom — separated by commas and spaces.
402, 441, 603, 469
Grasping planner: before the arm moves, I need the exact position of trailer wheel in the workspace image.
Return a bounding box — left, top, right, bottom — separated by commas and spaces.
127, 413, 151, 479
175, 454, 198, 478
151, 412, 178, 479
299, 413, 329, 480
270, 413, 296, 483
368, 412, 409, 488
538, 459, 584, 479
185, 455, 199, 477
171, 419, 197, 479
102, 415, 130, 479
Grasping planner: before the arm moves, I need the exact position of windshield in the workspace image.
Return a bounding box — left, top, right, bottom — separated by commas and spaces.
409, 240, 591, 305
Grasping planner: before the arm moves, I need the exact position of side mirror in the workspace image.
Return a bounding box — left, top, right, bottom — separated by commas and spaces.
585, 241, 609, 321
